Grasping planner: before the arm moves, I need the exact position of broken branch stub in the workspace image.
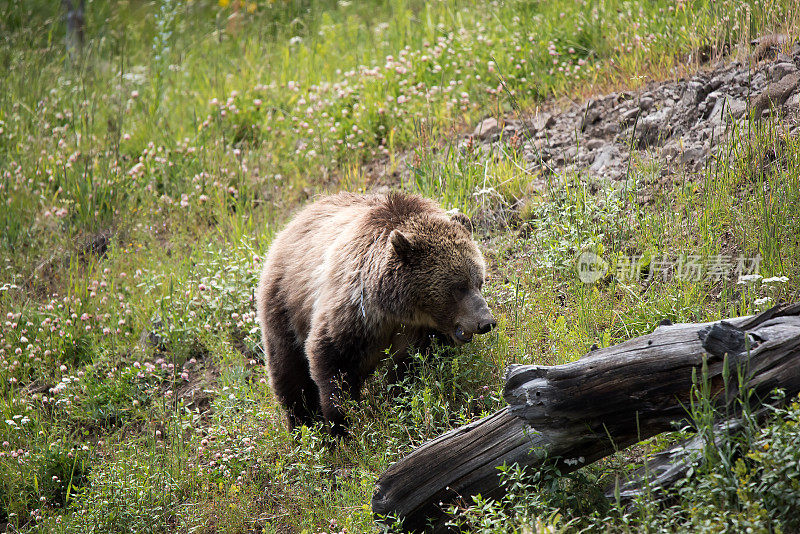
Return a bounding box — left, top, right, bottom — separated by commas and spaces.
372, 305, 800, 531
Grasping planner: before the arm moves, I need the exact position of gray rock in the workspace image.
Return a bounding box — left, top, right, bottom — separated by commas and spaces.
681, 81, 704, 106
751, 72, 767, 89
680, 146, 707, 164
580, 106, 601, 130
601, 122, 621, 136
620, 107, 640, 125
708, 96, 747, 126
710, 71, 734, 88
589, 144, 620, 174
552, 146, 578, 165
532, 112, 555, 131
636, 108, 672, 148
750, 33, 791, 47
734, 71, 751, 86
474, 117, 500, 140
769, 62, 798, 82
584, 138, 605, 150
727, 98, 748, 119
786, 92, 800, 109
661, 140, 680, 161
753, 71, 800, 115
706, 78, 723, 93
705, 90, 721, 104
639, 96, 654, 111
607, 166, 625, 182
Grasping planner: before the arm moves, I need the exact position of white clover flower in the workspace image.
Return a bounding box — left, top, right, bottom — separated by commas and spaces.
762, 276, 789, 284
737, 274, 762, 285
754, 297, 772, 306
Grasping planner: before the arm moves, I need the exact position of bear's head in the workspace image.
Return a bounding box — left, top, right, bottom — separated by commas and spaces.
389, 213, 496, 344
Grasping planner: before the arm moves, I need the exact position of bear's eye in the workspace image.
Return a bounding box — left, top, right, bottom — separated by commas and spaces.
454, 284, 469, 296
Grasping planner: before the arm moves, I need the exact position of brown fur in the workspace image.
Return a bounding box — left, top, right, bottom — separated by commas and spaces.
257, 191, 495, 435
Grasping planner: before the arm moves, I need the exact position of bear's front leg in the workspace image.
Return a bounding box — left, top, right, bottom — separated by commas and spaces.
306, 323, 369, 437
387, 327, 453, 386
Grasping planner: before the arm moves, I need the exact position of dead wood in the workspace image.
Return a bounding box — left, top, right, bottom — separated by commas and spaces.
372, 304, 800, 531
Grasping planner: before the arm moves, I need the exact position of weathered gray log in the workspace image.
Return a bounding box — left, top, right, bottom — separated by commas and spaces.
372, 304, 800, 531
608, 416, 742, 503
608, 404, 775, 502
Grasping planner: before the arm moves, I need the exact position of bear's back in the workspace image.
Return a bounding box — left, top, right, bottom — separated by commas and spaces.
280, 191, 442, 244
259, 192, 442, 342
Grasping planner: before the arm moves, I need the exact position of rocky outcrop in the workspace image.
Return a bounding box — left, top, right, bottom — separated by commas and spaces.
472, 38, 800, 184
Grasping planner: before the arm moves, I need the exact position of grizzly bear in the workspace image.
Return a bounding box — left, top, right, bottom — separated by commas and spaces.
257, 191, 495, 435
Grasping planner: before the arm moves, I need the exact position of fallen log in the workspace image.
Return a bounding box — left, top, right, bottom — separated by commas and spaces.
608, 416, 746, 503
371, 304, 800, 531
608, 404, 776, 504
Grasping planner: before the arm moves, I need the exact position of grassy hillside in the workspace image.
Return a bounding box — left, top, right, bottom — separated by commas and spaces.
1, 0, 800, 531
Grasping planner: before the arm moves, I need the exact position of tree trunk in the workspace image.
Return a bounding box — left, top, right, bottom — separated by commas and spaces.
371, 305, 800, 531
63, 0, 85, 61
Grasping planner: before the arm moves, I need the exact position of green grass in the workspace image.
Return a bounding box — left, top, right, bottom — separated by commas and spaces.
1, 0, 800, 531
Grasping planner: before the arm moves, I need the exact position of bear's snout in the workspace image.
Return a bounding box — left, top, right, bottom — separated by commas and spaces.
476, 318, 497, 335
452, 291, 496, 343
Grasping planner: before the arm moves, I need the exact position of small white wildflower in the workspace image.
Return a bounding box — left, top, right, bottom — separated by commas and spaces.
762, 276, 789, 284
737, 274, 762, 285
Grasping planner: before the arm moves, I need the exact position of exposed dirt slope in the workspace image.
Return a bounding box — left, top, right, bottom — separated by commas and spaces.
474, 37, 800, 188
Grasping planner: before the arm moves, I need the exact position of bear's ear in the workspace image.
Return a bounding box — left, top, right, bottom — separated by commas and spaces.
390, 229, 414, 261
450, 212, 474, 234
